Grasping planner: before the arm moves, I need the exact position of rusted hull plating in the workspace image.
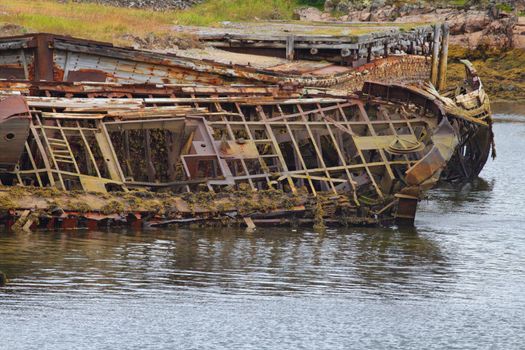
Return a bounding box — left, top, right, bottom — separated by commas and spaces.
0, 96, 31, 172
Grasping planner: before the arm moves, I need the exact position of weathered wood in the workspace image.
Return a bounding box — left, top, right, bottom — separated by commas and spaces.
430, 24, 441, 87
286, 35, 295, 61
437, 23, 450, 91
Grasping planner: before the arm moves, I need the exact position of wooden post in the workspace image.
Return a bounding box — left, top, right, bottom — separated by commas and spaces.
286, 35, 295, 61
437, 23, 450, 91
243, 217, 256, 229
0, 271, 7, 287
430, 24, 441, 87
34, 34, 54, 82
144, 129, 156, 182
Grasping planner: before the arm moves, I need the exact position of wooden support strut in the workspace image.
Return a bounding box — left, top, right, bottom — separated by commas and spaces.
286, 35, 295, 61
34, 34, 54, 82
94, 121, 127, 186
437, 23, 450, 91
430, 24, 441, 87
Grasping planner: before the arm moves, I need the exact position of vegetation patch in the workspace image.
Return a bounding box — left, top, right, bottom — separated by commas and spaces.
101, 200, 125, 214
0, 195, 16, 210
448, 45, 525, 102
172, 0, 298, 26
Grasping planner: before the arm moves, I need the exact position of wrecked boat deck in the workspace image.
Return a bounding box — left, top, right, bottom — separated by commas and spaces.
172, 21, 434, 64
0, 23, 494, 231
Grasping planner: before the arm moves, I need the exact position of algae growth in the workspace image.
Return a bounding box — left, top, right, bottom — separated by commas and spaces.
448, 45, 525, 102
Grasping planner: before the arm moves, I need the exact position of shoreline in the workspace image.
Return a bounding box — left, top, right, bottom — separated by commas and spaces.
491, 101, 525, 115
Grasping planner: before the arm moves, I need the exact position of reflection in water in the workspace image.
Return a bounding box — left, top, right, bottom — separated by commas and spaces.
352, 227, 451, 298
0, 226, 450, 300
425, 177, 495, 212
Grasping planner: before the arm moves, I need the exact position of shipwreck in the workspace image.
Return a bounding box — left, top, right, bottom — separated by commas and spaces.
0, 22, 493, 231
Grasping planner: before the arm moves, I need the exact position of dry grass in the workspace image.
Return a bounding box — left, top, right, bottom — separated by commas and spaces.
0, 0, 179, 45
0, 0, 299, 45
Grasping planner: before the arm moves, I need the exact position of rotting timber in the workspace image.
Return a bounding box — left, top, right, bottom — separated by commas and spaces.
0, 23, 494, 231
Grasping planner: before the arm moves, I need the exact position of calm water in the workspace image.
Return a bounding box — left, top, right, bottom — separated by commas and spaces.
1, 107, 525, 349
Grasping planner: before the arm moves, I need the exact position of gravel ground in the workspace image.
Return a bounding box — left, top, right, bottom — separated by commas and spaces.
68, 0, 202, 10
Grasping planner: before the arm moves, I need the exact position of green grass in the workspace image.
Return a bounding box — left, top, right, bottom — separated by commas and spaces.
297, 0, 326, 9
172, 0, 298, 26
496, 3, 514, 12
446, 0, 469, 6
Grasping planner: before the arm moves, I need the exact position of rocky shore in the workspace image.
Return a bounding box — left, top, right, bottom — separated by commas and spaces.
295, 1, 524, 51
294, 1, 525, 101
